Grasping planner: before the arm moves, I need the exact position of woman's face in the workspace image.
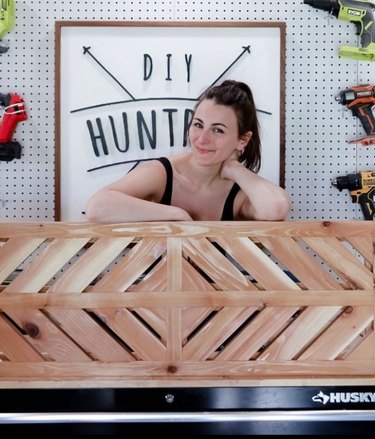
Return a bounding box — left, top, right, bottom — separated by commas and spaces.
189, 99, 249, 163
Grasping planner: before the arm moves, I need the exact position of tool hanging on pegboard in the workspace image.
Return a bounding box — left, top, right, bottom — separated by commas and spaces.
332, 171, 375, 219
0, 92, 27, 161
336, 84, 375, 145
0, 0, 15, 53
303, 0, 375, 61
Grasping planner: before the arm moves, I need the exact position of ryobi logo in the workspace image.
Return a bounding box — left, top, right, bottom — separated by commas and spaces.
312, 390, 375, 405
347, 8, 362, 17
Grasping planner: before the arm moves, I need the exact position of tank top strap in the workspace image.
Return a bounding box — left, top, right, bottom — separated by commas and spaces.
155, 157, 173, 205
221, 183, 240, 220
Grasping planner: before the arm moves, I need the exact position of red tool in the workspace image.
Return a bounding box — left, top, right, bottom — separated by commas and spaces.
0, 92, 27, 161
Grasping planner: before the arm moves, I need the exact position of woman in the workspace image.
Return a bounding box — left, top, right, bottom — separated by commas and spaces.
85, 80, 291, 222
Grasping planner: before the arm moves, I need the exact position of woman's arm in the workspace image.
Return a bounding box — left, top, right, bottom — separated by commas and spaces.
221, 157, 291, 221
85, 161, 192, 222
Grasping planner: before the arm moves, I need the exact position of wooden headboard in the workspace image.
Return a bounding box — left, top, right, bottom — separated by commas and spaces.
0, 221, 374, 387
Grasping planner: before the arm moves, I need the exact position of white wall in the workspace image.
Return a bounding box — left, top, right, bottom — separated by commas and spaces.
1, 0, 374, 221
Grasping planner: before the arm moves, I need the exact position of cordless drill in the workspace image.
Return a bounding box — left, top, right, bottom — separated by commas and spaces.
303, 0, 375, 61
331, 170, 375, 219
336, 84, 375, 145
0, 92, 27, 161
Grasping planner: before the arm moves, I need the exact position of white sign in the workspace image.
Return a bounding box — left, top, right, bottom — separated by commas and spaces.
55, 21, 285, 220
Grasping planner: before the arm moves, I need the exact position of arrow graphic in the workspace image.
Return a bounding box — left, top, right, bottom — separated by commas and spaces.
83, 46, 136, 100
198, 45, 251, 99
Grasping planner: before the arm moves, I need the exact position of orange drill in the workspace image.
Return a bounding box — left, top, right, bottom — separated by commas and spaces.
336, 84, 375, 145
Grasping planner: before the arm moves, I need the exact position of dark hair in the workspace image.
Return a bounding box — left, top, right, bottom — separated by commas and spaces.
195, 80, 261, 172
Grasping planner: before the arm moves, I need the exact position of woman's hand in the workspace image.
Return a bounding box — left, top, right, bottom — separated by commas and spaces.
220, 150, 242, 180
219, 150, 291, 221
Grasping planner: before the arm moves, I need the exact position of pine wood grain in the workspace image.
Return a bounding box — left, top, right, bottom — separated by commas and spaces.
0, 221, 373, 385
0, 237, 46, 284
0, 316, 44, 362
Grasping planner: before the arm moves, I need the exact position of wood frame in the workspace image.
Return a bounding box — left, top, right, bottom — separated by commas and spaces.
54, 21, 286, 221
0, 220, 374, 387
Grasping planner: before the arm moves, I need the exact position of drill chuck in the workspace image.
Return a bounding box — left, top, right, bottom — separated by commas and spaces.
303, 0, 339, 15
335, 90, 355, 105
331, 173, 362, 191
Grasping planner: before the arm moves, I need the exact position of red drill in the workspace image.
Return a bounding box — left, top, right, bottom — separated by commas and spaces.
0, 92, 27, 161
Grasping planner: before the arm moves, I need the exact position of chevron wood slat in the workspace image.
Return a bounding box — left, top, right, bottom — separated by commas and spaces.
299, 307, 373, 360
93, 307, 166, 361
182, 306, 259, 361
257, 306, 343, 361
0, 237, 46, 284
4, 238, 91, 293
303, 237, 373, 290
2, 309, 91, 362
346, 236, 374, 264
45, 309, 135, 361
47, 237, 135, 293
345, 332, 374, 360
0, 315, 44, 362
215, 307, 300, 361
93, 237, 166, 292
183, 237, 257, 290
215, 236, 300, 290
258, 237, 345, 290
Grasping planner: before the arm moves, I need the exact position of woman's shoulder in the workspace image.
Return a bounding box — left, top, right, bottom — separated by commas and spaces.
117, 157, 170, 183
141, 153, 190, 174
167, 152, 190, 166
153, 156, 171, 168
135, 157, 170, 170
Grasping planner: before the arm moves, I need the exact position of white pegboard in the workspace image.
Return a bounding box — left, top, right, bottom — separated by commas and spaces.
1, 0, 374, 221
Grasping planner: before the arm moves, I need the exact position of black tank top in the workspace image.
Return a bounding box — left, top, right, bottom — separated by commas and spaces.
156, 157, 240, 221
